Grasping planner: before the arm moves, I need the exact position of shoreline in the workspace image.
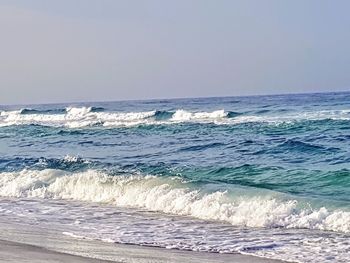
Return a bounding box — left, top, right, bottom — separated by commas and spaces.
0, 238, 286, 263
0, 221, 286, 263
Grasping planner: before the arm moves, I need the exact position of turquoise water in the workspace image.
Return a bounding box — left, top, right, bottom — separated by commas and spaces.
0, 92, 349, 262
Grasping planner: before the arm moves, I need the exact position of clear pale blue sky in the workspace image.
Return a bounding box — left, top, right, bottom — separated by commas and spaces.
1, 0, 350, 104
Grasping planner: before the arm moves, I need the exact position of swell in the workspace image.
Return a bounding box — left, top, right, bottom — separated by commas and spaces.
0, 168, 349, 233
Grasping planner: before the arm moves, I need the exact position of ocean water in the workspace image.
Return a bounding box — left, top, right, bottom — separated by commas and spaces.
0, 92, 350, 262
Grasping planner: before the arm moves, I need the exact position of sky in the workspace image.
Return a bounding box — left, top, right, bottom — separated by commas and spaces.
1, 0, 350, 105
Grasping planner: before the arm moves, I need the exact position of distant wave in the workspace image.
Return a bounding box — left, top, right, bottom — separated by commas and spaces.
227, 111, 243, 118
0, 106, 104, 116
0, 168, 349, 233
1, 106, 350, 128
170, 109, 227, 121
231, 109, 350, 124
20, 108, 66, 115
65, 106, 105, 114
154, 110, 174, 120
0, 107, 231, 128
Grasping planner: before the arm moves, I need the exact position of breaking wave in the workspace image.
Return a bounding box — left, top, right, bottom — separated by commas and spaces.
0, 168, 349, 233
1, 106, 350, 128
0, 107, 230, 128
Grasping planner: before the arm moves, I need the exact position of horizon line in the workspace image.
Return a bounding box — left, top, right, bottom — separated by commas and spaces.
1, 89, 349, 107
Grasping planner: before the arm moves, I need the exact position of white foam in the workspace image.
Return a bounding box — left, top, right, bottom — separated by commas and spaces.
0, 107, 232, 128
2, 197, 349, 263
2, 106, 350, 128
65, 106, 93, 116
0, 107, 158, 128
62, 155, 91, 164
171, 109, 227, 122
0, 110, 23, 116
231, 110, 350, 124
0, 169, 349, 233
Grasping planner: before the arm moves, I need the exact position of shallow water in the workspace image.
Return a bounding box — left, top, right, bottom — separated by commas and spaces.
0, 92, 350, 262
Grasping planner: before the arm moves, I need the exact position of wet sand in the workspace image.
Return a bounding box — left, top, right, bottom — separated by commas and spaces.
0, 238, 286, 263
0, 239, 114, 263
0, 221, 286, 263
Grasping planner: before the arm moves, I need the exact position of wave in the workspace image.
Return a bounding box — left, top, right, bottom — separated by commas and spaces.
0, 168, 349, 233
154, 110, 174, 120
227, 111, 242, 118
0, 107, 230, 128
1, 107, 350, 128
231, 109, 350, 124
0, 156, 94, 174
0, 107, 156, 128
65, 106, 105, 115
0, 108, 66, 115
21, 108, 66, 115
170, 109, 227, 121
0, 106, 103, 117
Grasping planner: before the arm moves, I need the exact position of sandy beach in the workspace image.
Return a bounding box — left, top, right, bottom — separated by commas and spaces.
0, 238, 285, 263
0, 240, 114, 263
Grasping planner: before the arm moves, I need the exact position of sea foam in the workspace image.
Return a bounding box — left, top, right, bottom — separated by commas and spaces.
0, 169, 349, 233
0, 107, 230, 128
1, 107, 350, 128
170, 109, 227, 121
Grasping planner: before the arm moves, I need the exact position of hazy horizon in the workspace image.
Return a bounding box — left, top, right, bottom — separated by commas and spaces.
1, 89, 349, 107
1, 0, 350, 105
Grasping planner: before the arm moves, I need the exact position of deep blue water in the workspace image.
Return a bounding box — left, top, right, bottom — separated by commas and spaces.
0, 92, 350, 262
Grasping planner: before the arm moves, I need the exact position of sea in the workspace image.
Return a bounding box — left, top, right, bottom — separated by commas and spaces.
0, 91, 349, 262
